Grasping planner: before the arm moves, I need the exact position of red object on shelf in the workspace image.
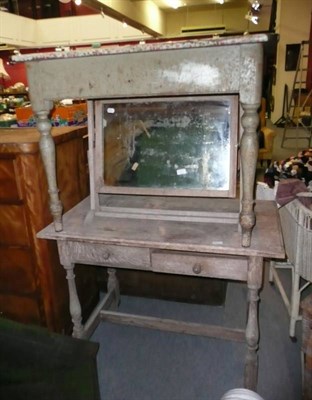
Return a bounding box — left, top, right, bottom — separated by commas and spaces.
15, 103, 88, 127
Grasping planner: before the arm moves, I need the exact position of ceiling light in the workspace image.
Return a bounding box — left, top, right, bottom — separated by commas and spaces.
165, 0, 182, 9
245, 10, 259, 25
74, 0, 82, 5
248, 0, 261, 10
218, 0, 224, 4
122, 20, 128, 28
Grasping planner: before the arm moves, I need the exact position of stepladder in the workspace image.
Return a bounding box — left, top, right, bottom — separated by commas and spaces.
282, 40, 312, 148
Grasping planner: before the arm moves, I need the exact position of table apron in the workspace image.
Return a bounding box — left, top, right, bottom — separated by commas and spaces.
57, 241, 249, 281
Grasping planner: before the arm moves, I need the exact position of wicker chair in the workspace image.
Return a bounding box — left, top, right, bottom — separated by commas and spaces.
269, 193, 312, 339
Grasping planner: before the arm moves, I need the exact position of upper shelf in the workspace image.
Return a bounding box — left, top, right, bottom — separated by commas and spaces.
0, 92, 28, 97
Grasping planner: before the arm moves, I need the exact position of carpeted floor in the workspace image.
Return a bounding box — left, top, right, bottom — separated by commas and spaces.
91, 263, 303, 400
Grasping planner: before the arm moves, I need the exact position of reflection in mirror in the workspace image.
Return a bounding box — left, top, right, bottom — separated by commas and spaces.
102, 97, 237, 197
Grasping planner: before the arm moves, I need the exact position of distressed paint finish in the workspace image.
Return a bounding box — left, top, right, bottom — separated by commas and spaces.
39, 198, 284, 389
239, 43, 263, 104
36, 111, 63, 232
25, 46, 241, 111
240, 103, 260, 247
244, 256, 263, 391
24, 42, 262, 109
17, 34, 267, 240
13, 34, 269, 63
13, 35, 285, 392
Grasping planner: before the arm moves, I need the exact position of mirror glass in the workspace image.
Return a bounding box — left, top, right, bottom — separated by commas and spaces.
102, 97, 237, 196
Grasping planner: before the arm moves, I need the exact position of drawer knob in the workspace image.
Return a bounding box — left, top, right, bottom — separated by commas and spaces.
192, 263, 202, 274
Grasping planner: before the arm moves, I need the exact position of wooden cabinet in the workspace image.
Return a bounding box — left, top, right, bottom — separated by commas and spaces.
0, 126, 99, 333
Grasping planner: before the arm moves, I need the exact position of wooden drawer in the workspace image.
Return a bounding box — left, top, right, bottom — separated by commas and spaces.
0, 157, 22, 202
0, 248, 36, 294
60, 241, 151, 270
0, 204, 29, 246
151, 251, 248, 281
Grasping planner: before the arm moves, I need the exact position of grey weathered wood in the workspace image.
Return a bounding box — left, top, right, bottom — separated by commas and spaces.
240, 103, 260, 247
37, 111, 63, 231
244, 256, 263, 390
107, 268, 120, 311
46, 199, 285, 260
58, 240, 151, 270
82, 289, 115, 339
42, 197, 284, 390
100, 310, 246, 342
151, 251, 248, 281
18, 34, 286, 392
62, 262, 84, 339
98, 195, 239, 223
18, 35, 268, 246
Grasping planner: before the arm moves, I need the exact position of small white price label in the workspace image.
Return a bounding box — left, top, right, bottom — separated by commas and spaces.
176, 168, 187, 176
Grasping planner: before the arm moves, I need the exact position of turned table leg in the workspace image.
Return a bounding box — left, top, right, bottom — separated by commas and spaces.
244, 256, 263, 390
107, 268, 120, 310
240, 103, 260, 247
64, 263, 84, 338
36, 110, 63, 231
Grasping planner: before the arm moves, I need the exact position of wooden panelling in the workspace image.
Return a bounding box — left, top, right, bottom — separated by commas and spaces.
0, 204, 29, 246
0, 248, 36, 294
0, 126, 99, 333
0, 157, 22, 202
0, 293, 41, 325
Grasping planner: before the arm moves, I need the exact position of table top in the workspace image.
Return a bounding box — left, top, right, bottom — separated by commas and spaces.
12, 34, 270, 63
38, 197, 285, 259
13, 34, 268, 113
0, 126, 87, 154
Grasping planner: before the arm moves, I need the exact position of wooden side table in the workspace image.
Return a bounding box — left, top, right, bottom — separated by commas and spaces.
14, 34, 285, 392
38, 198, 284, 391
